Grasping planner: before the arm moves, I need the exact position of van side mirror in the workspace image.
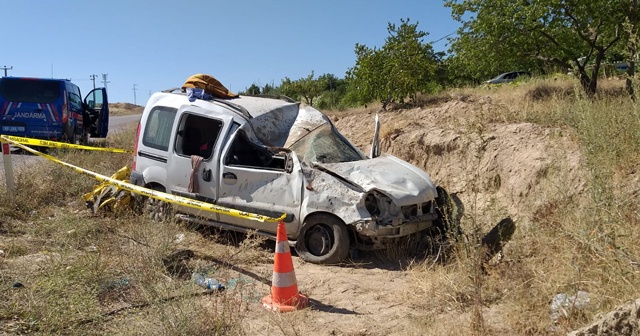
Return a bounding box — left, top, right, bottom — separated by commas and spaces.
285, 154, 294, 173
87, 100, 95, 109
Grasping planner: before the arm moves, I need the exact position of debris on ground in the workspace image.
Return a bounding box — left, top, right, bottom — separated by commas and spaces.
550, 290, 590, 327
82, 166, 132, 215
191, 272, 225, 291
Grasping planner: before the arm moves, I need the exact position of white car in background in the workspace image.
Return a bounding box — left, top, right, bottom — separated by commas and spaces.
486, 71, 531, 84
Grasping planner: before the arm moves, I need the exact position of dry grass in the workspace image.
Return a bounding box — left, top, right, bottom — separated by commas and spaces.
407, 77, 640, 334
0, 129, 272, 335
0, 185, 270, 335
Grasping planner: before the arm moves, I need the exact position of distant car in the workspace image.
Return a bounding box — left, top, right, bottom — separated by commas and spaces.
486, 71, 531, 84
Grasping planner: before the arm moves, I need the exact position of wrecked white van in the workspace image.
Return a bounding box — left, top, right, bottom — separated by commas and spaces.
130, 87, 450, 264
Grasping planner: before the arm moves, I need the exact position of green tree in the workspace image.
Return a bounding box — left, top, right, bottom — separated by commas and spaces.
280, 71, 326, 106
346, 44, 388, 107
347, 18, 440, 110
246, 83, 261, 95
315, 73, 349, 110
624, 0, 639, 97
262, 83, 278, 96
446, 0, 629, 95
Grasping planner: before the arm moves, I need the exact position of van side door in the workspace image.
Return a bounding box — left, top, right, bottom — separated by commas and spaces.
165, 105, 232, 218
215, 129, 303, 234
84, 88, 109, 137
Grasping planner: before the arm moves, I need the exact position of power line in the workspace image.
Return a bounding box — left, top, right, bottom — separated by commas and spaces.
90, 74, 97, 89
132, 84, 138, 105
101, 74, 110, 89
430, 31, 457, 44
1, 65, 13, 77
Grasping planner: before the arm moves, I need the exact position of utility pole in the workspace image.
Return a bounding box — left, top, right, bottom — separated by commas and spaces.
90, 74, 97, 89
101, 73, 110, 89
1, 65, 13, 77
132, 84, 138, 105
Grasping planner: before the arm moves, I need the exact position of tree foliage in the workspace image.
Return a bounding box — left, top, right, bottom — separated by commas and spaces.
245, 83, 261, 95
314, 73, 349, 110
280, 71, 326, 106
347, 18, 440, 110
445, 0, 631, 94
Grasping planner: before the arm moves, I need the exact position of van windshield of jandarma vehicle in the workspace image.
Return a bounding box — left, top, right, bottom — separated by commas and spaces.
289, 123, 366, 164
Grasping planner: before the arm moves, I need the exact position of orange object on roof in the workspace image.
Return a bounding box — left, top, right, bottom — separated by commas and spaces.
182, 74, 239, 99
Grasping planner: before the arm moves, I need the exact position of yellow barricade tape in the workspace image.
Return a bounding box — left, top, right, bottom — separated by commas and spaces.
3, 135, 133, 153
1, 135, 284, 223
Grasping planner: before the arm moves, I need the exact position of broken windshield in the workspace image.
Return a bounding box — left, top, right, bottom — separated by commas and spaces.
289, 123, 366, 164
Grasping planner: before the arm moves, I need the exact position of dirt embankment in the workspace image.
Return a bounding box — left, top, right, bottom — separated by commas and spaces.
109, 102, 143, 116
332, 96, 585, 229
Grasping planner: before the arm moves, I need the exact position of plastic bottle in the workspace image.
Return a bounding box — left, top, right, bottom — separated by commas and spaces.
191, 272, 225, 291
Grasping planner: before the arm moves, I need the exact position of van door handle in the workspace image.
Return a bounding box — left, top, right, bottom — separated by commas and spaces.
202, 168, 212, 182
222, 172, 237, 185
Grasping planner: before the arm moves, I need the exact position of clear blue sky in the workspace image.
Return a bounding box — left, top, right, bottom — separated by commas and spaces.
0, 1, 460, 105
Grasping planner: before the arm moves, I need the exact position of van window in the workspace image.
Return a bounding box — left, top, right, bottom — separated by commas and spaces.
68, 92, 82, 109
66, 82, 82, 99
175, 114, 223, 159
289, 123, 365, 164
142, 106, 177, 151
225, 130, 279, 168
0, 78, 60, 103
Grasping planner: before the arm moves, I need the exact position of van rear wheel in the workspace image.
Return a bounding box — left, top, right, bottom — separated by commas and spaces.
295, 214, 350, 264
142, 186, 172, 222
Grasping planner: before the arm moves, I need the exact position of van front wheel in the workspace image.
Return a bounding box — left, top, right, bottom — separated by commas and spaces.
79, 130, 89, 145
295, 214, 350, 264
63, 124, 78, 144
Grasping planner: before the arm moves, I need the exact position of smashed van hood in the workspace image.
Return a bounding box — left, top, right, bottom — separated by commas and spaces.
316, 154, 438, 206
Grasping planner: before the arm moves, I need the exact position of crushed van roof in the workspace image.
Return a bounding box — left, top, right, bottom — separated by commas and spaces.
220, 95, 331, 148
163, 92, 331, 148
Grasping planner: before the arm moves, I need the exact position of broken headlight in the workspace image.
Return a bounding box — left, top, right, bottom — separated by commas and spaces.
364, 191, 397, 220
365, 192, 380, 216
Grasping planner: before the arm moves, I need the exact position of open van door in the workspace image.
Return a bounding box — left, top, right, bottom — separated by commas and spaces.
84, 88, 109, 138
370, 114, 380, 158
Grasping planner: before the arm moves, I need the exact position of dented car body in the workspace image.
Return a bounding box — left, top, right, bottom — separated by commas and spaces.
130, 91, 442, 264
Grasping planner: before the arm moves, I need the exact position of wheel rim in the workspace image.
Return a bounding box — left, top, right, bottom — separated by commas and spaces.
305, 225, 333, 256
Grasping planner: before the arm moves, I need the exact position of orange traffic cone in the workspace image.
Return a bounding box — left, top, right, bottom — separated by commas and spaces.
262, 221, 309, 312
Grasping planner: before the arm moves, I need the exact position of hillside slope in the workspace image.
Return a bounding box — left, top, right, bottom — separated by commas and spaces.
333, 94, 585, 231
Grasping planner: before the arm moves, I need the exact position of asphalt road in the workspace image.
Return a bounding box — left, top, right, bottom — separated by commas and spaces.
0, 114, 141, 182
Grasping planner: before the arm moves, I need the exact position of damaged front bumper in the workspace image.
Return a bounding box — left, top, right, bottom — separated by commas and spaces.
352, 214, 436, 250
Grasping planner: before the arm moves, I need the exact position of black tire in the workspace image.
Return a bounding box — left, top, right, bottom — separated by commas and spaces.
295, 214, 350, 265
79, 130, 89, 145
70, 131, 78, 144
63, 124, 78, 144
433, 186, 463, 240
